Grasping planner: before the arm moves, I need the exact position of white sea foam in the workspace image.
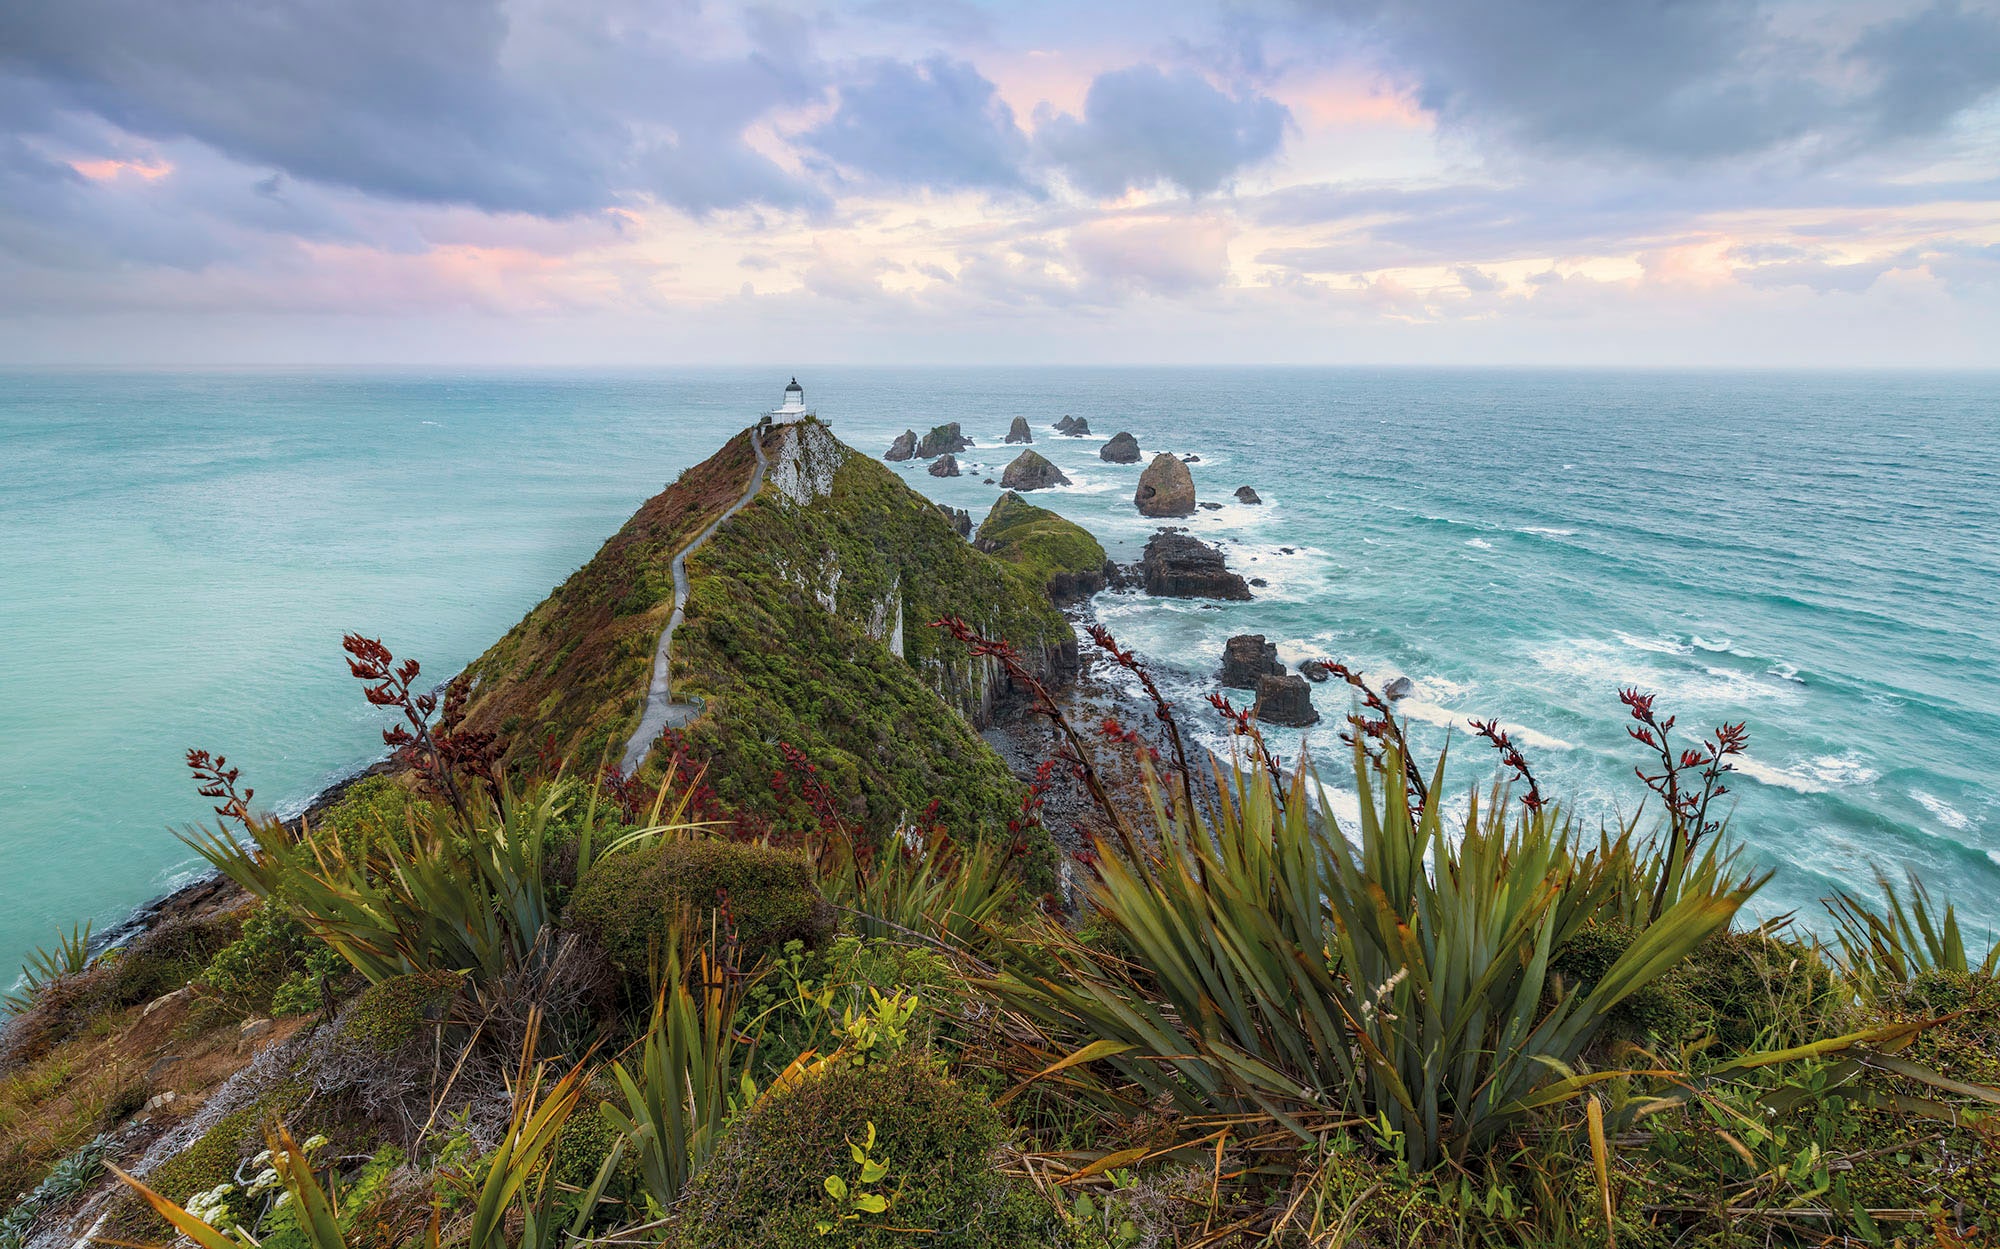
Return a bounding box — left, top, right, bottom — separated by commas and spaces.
1690, 635, 1735, 653
1809, 753, 1879, 786
1732, 755, 1830, 794
1530, 637, 1799, 704
1519, 526, 1577, 537
1768, 662, 1805, 684
1913, 790, 1974, 832
1466, 537, 1494, 550
1615, 631, 1692, 657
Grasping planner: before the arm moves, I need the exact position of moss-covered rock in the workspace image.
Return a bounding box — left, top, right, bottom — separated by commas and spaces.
975, 491, 1107, 605
674, 1055, 1053, 1248
567, 838, 832, 995
339, 970, 464, 1054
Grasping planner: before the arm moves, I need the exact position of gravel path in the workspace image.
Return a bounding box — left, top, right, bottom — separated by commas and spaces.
620, 427, 769, 774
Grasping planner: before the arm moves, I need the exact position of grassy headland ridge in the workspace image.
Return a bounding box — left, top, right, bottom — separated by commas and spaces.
2, 419, 1997, 1249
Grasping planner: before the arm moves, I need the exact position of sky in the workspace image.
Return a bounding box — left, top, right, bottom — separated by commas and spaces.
3, 0, 1999, 366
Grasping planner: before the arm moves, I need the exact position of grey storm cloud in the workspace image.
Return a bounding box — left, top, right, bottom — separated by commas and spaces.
0, 0, 824, 218
1309, 0, 2000, 164
1037, 65, 1290, 197
801, 56, 1032, 192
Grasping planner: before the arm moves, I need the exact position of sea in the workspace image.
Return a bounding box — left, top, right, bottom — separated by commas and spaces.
3, 367, 1996, 980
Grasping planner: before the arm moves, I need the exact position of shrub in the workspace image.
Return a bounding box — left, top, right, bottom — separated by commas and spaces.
673, 1055, 1052, 1248
566, 837, 832, 995
316, 775, 430, 863
340, 970, 464, 1055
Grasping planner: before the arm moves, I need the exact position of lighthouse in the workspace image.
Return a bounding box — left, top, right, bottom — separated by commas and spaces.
767, 377, 814, 425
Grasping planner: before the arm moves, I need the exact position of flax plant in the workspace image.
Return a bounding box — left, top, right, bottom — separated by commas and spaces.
992, 740, 1766, 1169
1826, 867, 2000, 994
181, 768, 704, 984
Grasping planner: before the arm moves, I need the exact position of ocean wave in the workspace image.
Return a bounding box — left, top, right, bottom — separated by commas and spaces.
1519, 526, 1577, 537
1732, 755, 1831, 794
1768, 662, 1805, 684
1690, 635, 1737, 654
1615, 631, 1693, 657
1530, 638, 1801, 704
1809, 753, 1880, 786
1393, 698, 1575, 751
1466, 537, 1494, 550
1913, 790, 1974, 832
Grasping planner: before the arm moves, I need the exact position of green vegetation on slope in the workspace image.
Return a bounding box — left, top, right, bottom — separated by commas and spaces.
974, 490, 1107, 604
667, 421, 1070, 841
459, 431, 761, 770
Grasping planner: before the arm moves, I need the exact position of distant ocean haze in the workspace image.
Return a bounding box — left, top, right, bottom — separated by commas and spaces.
1, 366, 1996, 980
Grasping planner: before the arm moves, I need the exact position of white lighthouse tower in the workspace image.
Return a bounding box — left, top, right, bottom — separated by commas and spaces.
766, 376, 814, 425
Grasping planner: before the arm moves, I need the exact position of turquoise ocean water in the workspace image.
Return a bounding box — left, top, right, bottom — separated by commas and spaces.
2, 368, 1996, 980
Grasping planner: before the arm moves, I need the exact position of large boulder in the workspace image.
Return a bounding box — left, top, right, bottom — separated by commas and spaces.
885, 430, 916, 461
1138, 529, 1251, 600
1383, 675, 1415, 701
1219, 634, 1284, 689
915, 422, 973, 458
1052, 415, 1078, 434
1100, 431, 1141, 463
1135, 453, 1196, 517
1064, 417, 1091, 436
1000, 449, 1071, 491
1234, 485, 1262, 504
1253, 674, 1320, 727
1005, 417, 1033, 444
975, 491, 1107, 605
929, 453, 961, 478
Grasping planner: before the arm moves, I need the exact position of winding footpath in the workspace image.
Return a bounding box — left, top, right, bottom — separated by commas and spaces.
619, 427, 769, 774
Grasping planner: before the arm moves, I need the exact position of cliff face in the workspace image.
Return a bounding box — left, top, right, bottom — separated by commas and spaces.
463, 420, 1073, 840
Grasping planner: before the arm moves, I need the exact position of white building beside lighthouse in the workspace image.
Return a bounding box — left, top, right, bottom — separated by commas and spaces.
767, 377, 814, 424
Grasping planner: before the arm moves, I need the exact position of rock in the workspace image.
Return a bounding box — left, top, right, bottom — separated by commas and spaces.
1299, 659, 1330, 682
1182, 454, 1201, 462
1235, 486, 1262, 504
935, 503, 973, 538
1065, 417, 1091, 436
144, 1090, 177, 1112
142, 986, 190, 1017
983, 478, 995, 485
1053, 415, 1077, 433
1005, 417, 1033, 444
1219, 634, 1284, 689
1199, 501, 1223, 511
1383, 675, 1414, 701
929, 453, 961, 478
885, 430, 917, 461
240, 1016, 272, 1037
1104, 559, 1137, 591
1100, 431, 1141, 463
1279, 547, 1296, 554
1250, 577, 1268, 587
1000, 450, 1071, 491
1135, 453, 1196, 517
1253, 674, 1320, 727
915, 422, 973, 458
1138, 529, 1251, 600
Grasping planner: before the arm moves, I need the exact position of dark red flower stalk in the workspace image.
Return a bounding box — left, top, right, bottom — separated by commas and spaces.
186, 748, 255, 833
1619, 686, 1748, 920
1205, 692, 1287, 804
930, 615, 1139, 856
1085, 623, 1199, 822
1468, 719, 1547, 812
340, 634, 496, 818
1319, 661, 1429, 814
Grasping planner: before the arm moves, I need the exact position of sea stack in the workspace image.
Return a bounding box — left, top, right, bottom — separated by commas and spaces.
1253, 674, 1320, 727
1219, 634, 1284, 688
1101, 431, 1141, 463
1234, 486, 1262, 504
1005, 417, 1033, 444
929, 453, 961, 478
885, 430, 916, 461
1138, 529, 1250, 600
999, 449, 1070, 491
915, 422, 973, 458
1135, 452, 1196, 517
1053, 415, 1078, 434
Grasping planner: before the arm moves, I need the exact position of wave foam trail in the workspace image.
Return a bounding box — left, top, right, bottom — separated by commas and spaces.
1914, 791, 1974, 832
1732, 755, 1830, 794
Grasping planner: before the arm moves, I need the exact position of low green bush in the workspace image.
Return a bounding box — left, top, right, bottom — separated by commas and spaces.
339, 970, 464, 1054
566, 837, 833, 997
673, 1054, 1053, 1248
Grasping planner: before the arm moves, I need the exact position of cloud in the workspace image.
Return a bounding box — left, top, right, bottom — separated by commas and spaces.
1037, 65, 1290, 197
802, 56, 1032, 192
1309, 0, 2000, 165
1068, 215, 1234, 296
0, 0, 822, 218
